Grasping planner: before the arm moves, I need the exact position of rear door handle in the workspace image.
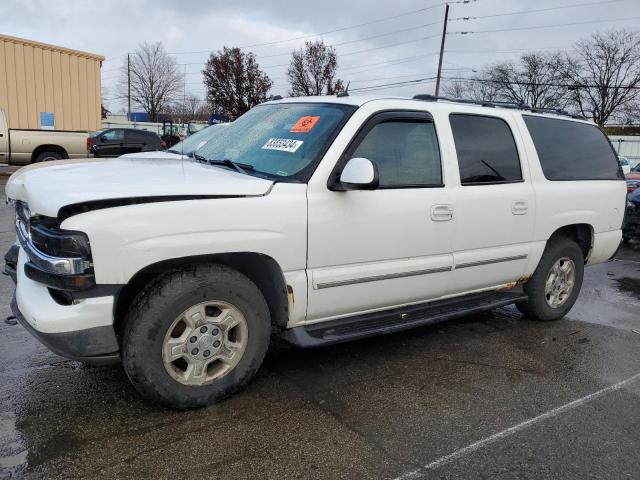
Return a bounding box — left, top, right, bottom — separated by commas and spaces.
512, 200, 529, 215
431, 204, 453, 221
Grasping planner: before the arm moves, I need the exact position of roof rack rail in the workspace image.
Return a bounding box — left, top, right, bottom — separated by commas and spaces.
528, 107, 587, 120
412, 94, 582, 119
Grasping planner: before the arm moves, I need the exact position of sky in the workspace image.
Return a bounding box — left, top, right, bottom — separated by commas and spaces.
2, 0, 640, 113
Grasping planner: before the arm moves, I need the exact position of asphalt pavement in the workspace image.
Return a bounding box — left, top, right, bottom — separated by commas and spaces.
1, 183, 639, 479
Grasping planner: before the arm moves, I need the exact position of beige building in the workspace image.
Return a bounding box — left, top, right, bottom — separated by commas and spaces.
0, 34, 104, 131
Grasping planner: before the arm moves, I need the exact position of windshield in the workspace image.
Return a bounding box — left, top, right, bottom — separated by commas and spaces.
168, 124, 228, 156
195, 103, 354, 180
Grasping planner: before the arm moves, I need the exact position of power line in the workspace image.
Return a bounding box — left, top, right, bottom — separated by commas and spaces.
338, 34, 442, 57
165, 2, 447, 56
236, 23, 444, 61
451, 15, 640, 35
350, 77, 438, 92
450, 0, 622, 21
348, 72, 438, 84
445, 46, 571, 54
337, 54, 439, 74
442, 76, 640, 90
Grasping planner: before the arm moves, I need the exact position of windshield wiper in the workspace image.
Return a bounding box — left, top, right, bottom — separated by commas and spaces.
194, 155, 255, 175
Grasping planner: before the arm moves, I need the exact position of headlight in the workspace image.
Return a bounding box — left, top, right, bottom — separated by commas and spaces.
29, 223, 91, 259
15, 201, 92, 276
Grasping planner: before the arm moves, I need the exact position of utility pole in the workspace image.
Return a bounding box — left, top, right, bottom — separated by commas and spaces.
435, 3, 450, 97
127, 53, 131, 120
183, 63, 187, 125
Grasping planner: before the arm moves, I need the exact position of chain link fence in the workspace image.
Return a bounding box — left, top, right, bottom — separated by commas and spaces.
609, 136, 640, 165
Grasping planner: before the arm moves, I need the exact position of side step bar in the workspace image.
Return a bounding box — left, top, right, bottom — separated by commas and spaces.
282, 290, 528, 347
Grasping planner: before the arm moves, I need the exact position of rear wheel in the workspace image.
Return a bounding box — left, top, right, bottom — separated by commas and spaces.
33, 151, 63, 163
122, 263, 271, 409
516, 237, 584, 321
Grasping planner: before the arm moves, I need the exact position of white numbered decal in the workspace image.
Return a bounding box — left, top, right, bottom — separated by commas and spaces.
262, 138, 303, 153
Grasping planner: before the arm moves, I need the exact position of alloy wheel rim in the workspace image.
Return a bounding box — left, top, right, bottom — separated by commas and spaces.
544, 257, 576, 309
162, 300, 248, 386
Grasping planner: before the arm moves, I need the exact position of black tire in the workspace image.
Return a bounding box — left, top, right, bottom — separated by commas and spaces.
516, 236, 584, 321
122, 263, 271, 409
33, 151, 63, 163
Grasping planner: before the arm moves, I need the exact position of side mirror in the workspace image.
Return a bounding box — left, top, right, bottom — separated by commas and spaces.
99, 136, 107, 143
337, 157, 379, 190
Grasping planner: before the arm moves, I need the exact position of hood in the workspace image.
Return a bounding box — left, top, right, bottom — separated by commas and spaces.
120, 151, 186, 160
6, 157, 274, 217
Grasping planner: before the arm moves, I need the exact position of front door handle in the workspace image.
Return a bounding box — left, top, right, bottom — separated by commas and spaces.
431, 204, 453, 221
512, 200, 529, 215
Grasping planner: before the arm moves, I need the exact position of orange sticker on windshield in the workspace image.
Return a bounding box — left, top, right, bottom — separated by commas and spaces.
290, 116, 320, 133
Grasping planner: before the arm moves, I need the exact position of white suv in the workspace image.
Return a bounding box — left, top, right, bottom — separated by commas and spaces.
5, 95, 626, 408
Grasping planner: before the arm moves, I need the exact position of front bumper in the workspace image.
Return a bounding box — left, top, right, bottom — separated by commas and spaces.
11, 296, 120, 365
9, 247, 120, 364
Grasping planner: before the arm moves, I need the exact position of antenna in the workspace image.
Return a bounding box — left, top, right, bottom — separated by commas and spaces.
337, 81, 350, 98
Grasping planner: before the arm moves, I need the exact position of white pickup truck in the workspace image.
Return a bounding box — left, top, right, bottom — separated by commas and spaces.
0, 108, 88, 164
5, 94, 626, 409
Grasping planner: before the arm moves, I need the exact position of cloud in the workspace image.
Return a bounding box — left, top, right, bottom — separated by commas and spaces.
2, 0, 639, 110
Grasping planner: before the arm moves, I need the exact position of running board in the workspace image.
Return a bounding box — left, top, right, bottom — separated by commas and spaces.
282, 290, 528, 347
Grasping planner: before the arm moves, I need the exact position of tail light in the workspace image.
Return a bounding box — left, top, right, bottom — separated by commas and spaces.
161, 140, 167, 150
86, 136, 92, 153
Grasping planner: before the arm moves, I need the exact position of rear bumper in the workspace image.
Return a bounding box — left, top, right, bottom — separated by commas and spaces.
623, 207, 640, 239
588, 229, 623, 264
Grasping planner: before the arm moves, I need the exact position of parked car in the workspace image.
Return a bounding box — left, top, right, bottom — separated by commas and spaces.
623, 187, 640, 242
121, 123, 229, 160
618, 155, 632, 174
88, 128, 164, 157
5, 95, 626, 409
0, 108, 88, 164
625, 163, 640, 192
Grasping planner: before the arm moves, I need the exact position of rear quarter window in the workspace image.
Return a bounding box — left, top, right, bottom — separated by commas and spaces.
523, 115, 622, 181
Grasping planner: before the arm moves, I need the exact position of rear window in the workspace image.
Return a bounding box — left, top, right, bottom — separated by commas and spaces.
523, 115, 622, 181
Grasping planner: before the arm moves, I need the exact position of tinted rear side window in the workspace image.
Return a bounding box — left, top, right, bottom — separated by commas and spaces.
523, 115, 621, 180
449, 114, 522, 185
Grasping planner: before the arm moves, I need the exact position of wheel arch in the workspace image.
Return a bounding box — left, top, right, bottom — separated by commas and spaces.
113, 252, 290, 339
548, 223, 594, 261
31, 144, 68, 162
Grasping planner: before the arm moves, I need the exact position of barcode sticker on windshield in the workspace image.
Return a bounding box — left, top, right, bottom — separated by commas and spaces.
262, 138, 303, 153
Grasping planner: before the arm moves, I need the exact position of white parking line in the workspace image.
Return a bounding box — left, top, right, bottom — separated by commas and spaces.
393, 372, 640, 480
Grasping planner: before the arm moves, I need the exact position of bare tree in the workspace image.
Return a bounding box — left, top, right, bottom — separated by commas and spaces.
101, 84, 110, 119
614, 99, 640, 125
442, 74, 500, 102
165, 94, 207, 122
484, 53, 570, 108
287, 41, 344, 96
563, 29, 640, 125
118, 42, 183, 122
202, 47, 272, 119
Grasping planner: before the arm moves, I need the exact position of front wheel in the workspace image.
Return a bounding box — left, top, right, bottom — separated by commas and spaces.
516, 237, 584, 321
122, 263, 271, 409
